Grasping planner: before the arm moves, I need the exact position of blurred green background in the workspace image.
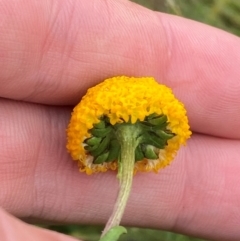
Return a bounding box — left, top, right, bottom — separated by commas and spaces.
46, 1, 239, 241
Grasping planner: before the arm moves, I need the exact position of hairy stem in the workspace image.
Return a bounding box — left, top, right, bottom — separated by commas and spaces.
101, 124, 140, 237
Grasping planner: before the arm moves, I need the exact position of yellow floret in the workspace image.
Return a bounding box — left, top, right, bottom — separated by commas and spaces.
66, 76, 191, 174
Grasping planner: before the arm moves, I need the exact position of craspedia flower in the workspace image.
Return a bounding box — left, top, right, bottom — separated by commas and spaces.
67, 76, 191, 174
66, 76, 191, 240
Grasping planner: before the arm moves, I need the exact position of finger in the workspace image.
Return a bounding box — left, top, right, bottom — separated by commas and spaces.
0, 0, 240, 139
1, 100, 240, 241
0, 208, 79, 241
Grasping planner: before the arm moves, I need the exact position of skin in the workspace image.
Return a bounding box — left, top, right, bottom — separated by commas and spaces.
0, 0, 240, 240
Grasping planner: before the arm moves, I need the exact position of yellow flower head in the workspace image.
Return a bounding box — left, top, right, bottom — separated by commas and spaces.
66, 76, 191, 174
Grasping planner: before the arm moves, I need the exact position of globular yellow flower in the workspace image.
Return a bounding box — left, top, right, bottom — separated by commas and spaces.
66, 76, 191, 175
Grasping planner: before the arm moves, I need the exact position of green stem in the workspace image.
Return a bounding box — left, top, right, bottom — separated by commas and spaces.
101, 124, 140, 238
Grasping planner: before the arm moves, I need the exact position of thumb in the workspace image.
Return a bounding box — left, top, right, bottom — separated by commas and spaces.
0, 208, 80, 241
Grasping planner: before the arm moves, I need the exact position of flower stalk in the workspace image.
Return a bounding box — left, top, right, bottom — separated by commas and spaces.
101, 124, 140, 238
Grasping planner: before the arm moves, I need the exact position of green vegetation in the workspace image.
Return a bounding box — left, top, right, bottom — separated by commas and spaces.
132, 0, 240, 36
47, 224, 206, 241
47, 1, 239, 240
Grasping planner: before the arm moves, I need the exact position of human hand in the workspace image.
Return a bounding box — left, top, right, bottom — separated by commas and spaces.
0, 0, 240, 241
